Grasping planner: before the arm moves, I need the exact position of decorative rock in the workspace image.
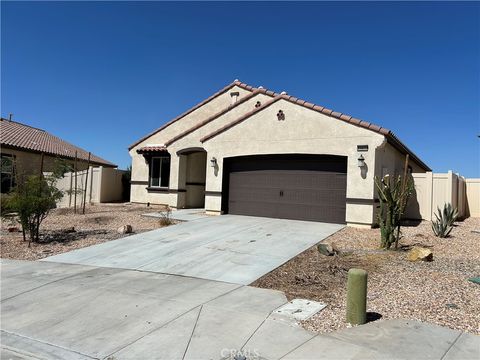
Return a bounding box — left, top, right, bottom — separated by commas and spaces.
62, 227, 76, 233
117, 225, 133, 234
407, 246, 433, 262
317, 243, 339, 256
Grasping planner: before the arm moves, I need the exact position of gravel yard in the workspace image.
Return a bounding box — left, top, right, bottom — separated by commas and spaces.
252, 217, 480, 335
1, 203, 168, 260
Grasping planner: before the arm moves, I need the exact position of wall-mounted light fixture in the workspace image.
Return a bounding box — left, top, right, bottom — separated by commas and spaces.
210, 157, 217, 168
357, 154, 366, 168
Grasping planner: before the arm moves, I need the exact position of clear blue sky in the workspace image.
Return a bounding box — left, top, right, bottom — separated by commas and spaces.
2, 1, 479, 176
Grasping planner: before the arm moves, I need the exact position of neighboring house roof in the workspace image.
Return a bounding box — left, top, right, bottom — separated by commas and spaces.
0, 118, 117, 167
131, 80, 430, 171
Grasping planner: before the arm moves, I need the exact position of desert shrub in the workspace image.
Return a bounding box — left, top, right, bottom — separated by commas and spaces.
432, 203, 458, 238
375, 174, 414, 249
1, 174, 63, 246
159, 206, 173, 226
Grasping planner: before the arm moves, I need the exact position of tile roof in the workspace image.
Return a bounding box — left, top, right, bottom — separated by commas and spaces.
199, 91, 431, 171
130, 79, 430, 171
128, 80, 257, 150
0, 118, 116, 167
136, 145, 168, 154
164, 88, 279, 147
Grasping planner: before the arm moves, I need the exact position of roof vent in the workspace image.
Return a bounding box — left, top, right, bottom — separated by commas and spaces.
234, 79, 239, 82
258, 86, 264, 89
230, 91, 240, 104
280, 91, 287, 95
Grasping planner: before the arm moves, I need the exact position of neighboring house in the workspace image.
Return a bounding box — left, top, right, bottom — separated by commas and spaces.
129, 80, 430, 227
1, 118, 116, 193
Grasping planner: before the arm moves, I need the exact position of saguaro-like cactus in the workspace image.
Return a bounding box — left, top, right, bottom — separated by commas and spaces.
375, 174, 414, 249
346, 268, 368, 325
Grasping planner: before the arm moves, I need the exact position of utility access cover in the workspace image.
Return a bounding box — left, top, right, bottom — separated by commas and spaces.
273, 299, 327, 321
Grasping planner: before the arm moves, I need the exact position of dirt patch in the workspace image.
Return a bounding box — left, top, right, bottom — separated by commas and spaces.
1, 203, 170, 261
252, 217, 480, 335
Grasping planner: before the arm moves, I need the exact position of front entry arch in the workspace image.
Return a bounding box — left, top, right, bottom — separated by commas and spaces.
178, 148, 207, 208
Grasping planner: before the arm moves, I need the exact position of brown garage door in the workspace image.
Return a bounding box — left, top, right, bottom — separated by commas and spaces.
223, 154, 347, 224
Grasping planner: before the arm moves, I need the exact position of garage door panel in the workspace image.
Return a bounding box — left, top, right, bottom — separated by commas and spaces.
225, 155, 347, 224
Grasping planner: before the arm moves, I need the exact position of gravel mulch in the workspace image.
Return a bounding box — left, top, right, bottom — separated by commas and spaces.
1, 203, 169, 261
252, 217, 480, 335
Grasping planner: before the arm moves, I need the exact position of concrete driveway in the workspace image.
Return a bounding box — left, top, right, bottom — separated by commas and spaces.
2, 260, 478, 360
43, 215, 343, 284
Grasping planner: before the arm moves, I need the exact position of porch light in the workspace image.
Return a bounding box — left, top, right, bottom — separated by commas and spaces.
210, 157, 217, 168
357, 154, 366, 168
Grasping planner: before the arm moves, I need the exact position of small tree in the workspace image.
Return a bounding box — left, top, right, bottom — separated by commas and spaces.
375, 174, 414, 249
1, 174, 63, 246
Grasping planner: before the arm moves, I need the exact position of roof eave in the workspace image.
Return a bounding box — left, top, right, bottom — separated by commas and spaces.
0, 143, 117, 168
384, 133, 431, 172
128, 80, 256, 150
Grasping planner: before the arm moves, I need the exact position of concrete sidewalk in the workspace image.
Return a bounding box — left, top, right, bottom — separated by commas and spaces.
42, 215, 343, 285
1, 259, 478, 360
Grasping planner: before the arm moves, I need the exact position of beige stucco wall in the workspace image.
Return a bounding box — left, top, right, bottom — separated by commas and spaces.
200, 99, 386, 225
54, 167, 125, 208
1, 147, 91, 180
129, 85, 253, 205
129, 86, 429, 226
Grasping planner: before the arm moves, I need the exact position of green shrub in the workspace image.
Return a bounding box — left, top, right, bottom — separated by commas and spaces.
1, 174, 63, 246
432, 203, 458, 238
375, 174, 414, 249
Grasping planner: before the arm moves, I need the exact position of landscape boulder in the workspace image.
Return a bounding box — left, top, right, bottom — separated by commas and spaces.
117, 225, 133, 234
407, 246, 433, 262
317, 243, 339, 256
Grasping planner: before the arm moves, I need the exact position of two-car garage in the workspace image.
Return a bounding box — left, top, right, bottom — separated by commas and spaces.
222, 154, 348, 224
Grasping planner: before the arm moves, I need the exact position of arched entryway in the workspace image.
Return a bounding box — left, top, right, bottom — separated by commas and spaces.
177, 148, 207, 208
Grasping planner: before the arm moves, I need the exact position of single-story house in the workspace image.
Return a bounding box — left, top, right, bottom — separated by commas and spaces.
1, 117, 116, 193
129, 80, 430, 227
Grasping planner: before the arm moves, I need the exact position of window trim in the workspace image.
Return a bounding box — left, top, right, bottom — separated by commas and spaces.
148, 155, 171, 189
1, 153, 16, 193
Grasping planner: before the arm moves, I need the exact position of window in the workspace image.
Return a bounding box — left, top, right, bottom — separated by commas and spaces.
149, 156, 170, 188
1, 154, 15, 193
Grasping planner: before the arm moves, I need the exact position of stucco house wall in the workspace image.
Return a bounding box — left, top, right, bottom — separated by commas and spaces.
129, 80, 429, 227
1, 147, 91, 178
201, 99, 386, 226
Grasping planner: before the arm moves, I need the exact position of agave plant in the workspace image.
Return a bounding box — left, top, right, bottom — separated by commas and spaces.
432, 203, 458, 238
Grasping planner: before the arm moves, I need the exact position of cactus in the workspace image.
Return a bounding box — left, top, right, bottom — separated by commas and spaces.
432, 203, 458, 238
346, 268, 368, 325
375, 174, 415, 249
